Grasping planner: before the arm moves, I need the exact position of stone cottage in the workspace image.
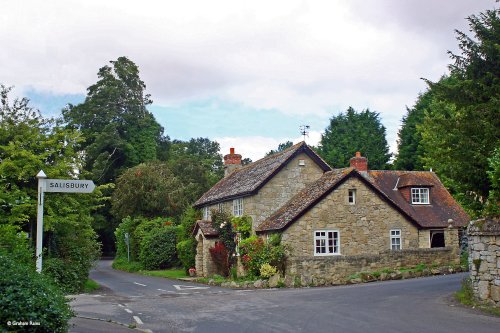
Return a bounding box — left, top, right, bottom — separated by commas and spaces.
193, 143, 469, 282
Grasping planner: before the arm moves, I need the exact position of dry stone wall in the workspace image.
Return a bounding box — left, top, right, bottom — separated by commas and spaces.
287, 248, 458, 286
468, 217, 500, 306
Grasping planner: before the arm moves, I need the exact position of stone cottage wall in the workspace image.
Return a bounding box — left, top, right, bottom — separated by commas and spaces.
468, 217, 500, 306
287, 248, 458, 286
194, 231, 218, 277
281, 177, 421, 256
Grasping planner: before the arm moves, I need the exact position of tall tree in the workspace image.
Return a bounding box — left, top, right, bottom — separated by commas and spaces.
62, 56, 166, 184
393, 90, 433, 171
419, 9, 499, 215
266, 141, 293, 156
318, 107, 391, 169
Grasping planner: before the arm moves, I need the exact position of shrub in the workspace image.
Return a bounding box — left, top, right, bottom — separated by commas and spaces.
139, 226, 178, 270
43, 220, 101, 293
239, 235, 287, 276
114, 216, 142, 261
209, 242, 229, 276
232, 215, 252, 239
0, 255, 73, 332
0, 224, 32, 264
177, 238, 197, 271
260, 263, 278, 278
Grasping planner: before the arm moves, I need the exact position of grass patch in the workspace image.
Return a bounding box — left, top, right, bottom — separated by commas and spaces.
140, 269, 187, 279
112, 258, 143, 272
83, 279, 100, 293
113, 258, 188, 279
455, 278, 500, 317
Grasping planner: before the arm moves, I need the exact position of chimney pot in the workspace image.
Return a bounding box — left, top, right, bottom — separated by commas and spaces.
355, 151, 361, 158
230, 147, 235, 154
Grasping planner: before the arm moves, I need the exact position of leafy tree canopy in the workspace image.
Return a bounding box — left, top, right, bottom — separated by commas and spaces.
266, 141, 293, 156
0, 85, 102, 292
419, 9, 499, 215
62, 56, 167, 184
318, 107, 391, 169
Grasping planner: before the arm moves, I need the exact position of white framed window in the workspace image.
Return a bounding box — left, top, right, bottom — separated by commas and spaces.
217, 203, 224, 213
203, 207, 210, 220
314, 230, 340, 256
233, 198, 243, 217
411, 188, 429, 204
298, 159, 305, 166
348, 189, 356, 204
390, 229, 402, 250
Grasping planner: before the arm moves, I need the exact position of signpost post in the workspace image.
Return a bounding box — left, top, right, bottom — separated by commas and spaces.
35, 170, 96, 273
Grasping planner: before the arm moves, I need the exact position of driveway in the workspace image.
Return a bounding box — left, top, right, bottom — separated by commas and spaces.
71, 260, 500, 333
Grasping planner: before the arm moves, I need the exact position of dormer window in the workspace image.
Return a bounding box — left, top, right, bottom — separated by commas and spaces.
411, 188, 429, 204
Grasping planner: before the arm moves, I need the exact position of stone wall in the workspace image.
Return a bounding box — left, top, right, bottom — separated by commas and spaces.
194, 231, 218, 277
281, 177, 421, 256
468, 217, 500, 306
287, 248, 458, 286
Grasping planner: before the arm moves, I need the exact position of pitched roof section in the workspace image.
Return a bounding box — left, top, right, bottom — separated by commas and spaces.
193, 142, 331, 207
368, 171, 470, 228
192, 220, 219, 237
256, 168, 353, 232
257, 169, 470, 232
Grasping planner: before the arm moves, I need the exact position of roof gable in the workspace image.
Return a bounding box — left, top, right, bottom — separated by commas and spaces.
192, 220, 219, 237
257, 169, 470, 232
194, 142, 331, 207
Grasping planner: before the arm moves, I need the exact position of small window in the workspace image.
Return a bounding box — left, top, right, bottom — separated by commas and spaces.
298, 159, 305, 166
217, 203, 224, 213
203, 207, 210, 220
390, 229, 401, 250
233, 198, 243, 217
314, 230, 340, 256
348, 189, 356, 204
411, 188, 429, 204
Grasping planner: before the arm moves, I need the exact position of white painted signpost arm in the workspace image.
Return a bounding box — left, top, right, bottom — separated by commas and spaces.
36, 170, 47, 273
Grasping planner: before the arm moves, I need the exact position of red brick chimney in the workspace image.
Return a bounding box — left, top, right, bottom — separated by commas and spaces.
350, 151, 368, 172
224, 148, 242, 176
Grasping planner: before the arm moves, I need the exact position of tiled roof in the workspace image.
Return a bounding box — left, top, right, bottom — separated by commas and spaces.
193, 142, 331, 207
256, 169, 353, 232
257, 169, 470, 232
192, 220, 219, 237
368, 171, 469, 228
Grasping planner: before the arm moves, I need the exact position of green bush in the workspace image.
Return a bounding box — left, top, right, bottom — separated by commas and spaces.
0, 255, 73, 333
114, 216, 143, 261
239, 235, 287, 276
260, 263, 278, 278
139, 226, 178, 270
177, 238, 196, 271
0, 224, 32, 264
232, 215, 252, 239
43, 222, 101, 294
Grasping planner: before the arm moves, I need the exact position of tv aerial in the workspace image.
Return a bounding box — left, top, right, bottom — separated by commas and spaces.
300, 125, 310, 142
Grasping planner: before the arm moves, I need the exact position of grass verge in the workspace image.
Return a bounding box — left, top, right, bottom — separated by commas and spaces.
83, 279, 100, 293
112, 258, 188, 279
455, 278, 500, 317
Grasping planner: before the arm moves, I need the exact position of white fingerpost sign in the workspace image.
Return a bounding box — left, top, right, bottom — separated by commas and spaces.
35, 170, 96, 273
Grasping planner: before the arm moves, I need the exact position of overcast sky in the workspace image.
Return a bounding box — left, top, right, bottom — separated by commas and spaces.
1, 0, 496, 161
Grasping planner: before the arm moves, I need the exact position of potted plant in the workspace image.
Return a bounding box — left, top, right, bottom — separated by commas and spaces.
188, 267, 196, 277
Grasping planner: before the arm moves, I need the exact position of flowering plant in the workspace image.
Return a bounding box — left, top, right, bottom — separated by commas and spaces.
188, 267, 196, 273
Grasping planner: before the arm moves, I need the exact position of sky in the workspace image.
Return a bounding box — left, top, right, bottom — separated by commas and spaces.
1, 0, 496, 161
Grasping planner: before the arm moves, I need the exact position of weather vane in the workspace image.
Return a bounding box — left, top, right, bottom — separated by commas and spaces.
300, 125, 310, 142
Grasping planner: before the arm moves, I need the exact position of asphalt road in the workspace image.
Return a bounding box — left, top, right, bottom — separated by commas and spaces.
71, 260, 500, 333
